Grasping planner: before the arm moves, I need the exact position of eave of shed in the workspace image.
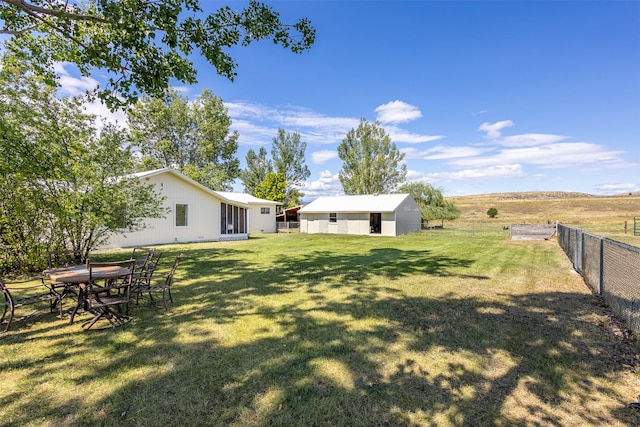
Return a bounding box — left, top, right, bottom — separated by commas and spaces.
299, 194, 412, 213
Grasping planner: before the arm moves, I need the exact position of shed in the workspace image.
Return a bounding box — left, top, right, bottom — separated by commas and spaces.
298, 194, 421, 236
103, 168, 251, 248
217, 192, 281, 233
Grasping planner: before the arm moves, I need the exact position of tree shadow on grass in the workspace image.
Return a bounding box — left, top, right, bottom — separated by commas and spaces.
1, 243, 639, 426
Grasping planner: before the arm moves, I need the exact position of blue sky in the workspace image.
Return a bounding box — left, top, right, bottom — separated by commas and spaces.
57, 0, 639, 198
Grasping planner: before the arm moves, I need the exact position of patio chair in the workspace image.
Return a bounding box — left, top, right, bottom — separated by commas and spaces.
1, 277, 63, 332
72, 259, 135, 330
131, 250, 162, 306
131, 254, 183, 309
131, 247, 156, 273
48, 249, 84, 269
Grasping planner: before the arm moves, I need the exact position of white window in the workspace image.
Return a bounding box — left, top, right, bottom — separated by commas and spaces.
261, 207, 270, 214
175, 203, 189, 227
329, 212, 337, 223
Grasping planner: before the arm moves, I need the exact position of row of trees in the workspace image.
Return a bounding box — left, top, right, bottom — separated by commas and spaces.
241, 130, 310, 208
0, 0, 458, 272
1, 0, 316, 272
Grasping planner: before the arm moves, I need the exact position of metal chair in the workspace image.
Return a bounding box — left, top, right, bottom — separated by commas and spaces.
131, 247, 156, 273
132, 254, 183, 309
131, 250, 162, 307
47, 249, 84, 269
0, 277, 63, 332
71, 260, 135, 330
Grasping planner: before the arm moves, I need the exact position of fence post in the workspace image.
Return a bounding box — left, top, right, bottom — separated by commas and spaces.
598, 237, 604, 296
573, 228, 580, 273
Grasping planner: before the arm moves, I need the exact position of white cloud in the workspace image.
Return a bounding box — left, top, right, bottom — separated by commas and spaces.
311, 150, 339, 164
83, 100, 127, 129
375, 100, 422, 124
299, 170, 343, 200
387, 126, 445, 144
500, 133, 568, 147
479, 120, 515, 139
406, 164, 526, 184
54, 62, 99, 97
225, 101, 358, 146
402, 145, 487, 160
448, 142, 627, 169
593, 183, 639, 194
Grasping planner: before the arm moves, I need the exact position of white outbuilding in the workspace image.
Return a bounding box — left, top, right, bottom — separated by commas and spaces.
298, 194, 421, 236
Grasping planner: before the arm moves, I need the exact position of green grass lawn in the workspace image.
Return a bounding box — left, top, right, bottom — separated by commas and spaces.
1, 232, 639, 426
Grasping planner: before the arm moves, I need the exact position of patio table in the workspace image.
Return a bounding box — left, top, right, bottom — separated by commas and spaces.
44, 265, 133, 325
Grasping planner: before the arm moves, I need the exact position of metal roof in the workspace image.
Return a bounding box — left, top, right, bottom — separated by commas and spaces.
216, 192, 281, 205
299, 194, 413, 213
131, 168, 250, 208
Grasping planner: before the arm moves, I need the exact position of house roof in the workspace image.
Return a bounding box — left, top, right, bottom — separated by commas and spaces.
299, 194, 414, 213
216, 192, 281, 206
132, 168, 250, 208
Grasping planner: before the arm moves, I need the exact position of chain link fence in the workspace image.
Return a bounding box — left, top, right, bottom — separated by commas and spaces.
557, 223, 640, 338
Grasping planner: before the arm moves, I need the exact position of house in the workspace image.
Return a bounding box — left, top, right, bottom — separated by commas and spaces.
298, 194, 421, 236
216, 192, 281, 233
104, 168, 256, 248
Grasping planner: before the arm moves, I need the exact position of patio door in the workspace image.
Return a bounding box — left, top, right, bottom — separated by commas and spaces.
370, 213, 381, 234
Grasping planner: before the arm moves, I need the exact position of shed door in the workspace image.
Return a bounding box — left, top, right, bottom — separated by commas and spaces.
370, 213, 381, 234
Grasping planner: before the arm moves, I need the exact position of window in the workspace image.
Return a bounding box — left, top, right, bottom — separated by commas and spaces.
221, 202, 227, 233
175, 204, 188, 227
329, 212, 337, 223
261, 207, 270, 214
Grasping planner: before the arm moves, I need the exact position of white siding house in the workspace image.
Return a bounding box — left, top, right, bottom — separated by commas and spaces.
298, 194, 421, 237
103, 168, 250, 248
216, 192, 281, 233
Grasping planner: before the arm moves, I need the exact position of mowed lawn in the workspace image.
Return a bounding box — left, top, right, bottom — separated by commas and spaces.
1, 231, 639, 426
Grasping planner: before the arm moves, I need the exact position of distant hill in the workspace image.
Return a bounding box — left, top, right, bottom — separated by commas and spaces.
447, 191, 640, 225
449, 191, 595, 201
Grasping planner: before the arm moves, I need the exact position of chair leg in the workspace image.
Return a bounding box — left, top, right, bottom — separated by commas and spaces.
3, 307, 15, 333
69, 290, 84, 324
82, 310, 105, 330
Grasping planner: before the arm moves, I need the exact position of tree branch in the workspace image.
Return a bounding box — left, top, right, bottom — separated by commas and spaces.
2, 0, 109, 24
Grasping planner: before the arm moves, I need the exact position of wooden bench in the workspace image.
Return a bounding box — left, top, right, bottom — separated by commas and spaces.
1, 277, 63, 332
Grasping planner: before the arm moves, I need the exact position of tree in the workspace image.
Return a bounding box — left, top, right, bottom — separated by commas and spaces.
0, 0, 315, 109
240, 146, 272, 195
271, 129, 310, 207
338, 119, 407, 195
127, 88, 240, 191
396, 182, 460, 226
0, 53, 165, 272
254, 172, 286, 204
487, 207, 498, 218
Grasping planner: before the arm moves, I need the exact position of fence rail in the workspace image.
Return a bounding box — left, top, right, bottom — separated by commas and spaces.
276, 222, 300, 233
557, 223, 640, 340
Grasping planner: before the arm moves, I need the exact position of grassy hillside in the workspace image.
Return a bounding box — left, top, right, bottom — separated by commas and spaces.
450, 191, 639, 224
448, 191, 640, 243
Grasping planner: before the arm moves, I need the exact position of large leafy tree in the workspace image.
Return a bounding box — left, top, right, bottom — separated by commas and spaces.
338, 119, 407, 195
271, 128, 310, 207
127, 88, 240, 191
0, 0, 315, 109
240, 146, 272, 195
0, 54, 165, 272
396, 182, 460, 226
254, 172, 286, 204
